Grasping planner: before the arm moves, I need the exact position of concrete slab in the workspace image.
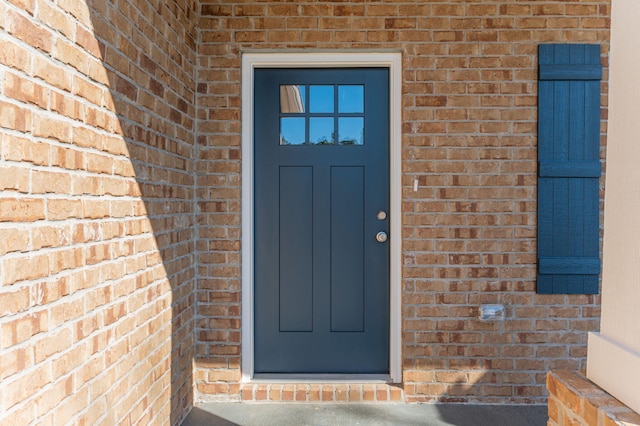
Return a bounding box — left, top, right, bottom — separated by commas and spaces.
181, 403, 548, 426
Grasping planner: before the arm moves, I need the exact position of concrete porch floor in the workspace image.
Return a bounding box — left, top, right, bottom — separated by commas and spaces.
181, 403, 548, 426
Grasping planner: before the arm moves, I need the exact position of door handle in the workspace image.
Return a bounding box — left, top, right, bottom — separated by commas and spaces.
376, 231, 388, 243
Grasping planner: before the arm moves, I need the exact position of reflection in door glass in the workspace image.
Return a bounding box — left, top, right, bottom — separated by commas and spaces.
338, 85, 364, 113
280, 85, 305, 113
280, 117, 306, 145
309, 86, 334, 113
338, 117, 364, 145
309, 117, 334, 145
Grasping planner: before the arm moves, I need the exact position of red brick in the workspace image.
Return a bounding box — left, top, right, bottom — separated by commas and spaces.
1, 309, 48, 348
282, 384, 295, 401
34, 328, 72, 363
32, 114, 71, 142
0, 39, 30, 72
52, 385, 89, 425
269, 384, 283, 401
75, 25, 102, 58
36, 0, 74, 37
6, 0, 34, 14
308, 384, 321, 402
6, 9, 52, 52
46, 198, 83, 220
57, 0, 91, 26
0, 100, 31, 132
0, 198, 46, 223
0, 163, 30, 193
242, 385, 255, 401
31, 170, 72, 194
55, 39, 90, 73
375, 384, 389, 401
320, 385, 333, 401
33, 57, 73, 91
295, 385, 308, 401
3, 363, 52, 410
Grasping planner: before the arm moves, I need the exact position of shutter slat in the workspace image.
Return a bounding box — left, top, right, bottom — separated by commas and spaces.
537, 44, 602, 294
539, 257, 601, 275
539, 64, 602, 80
567, 71, 588, 295
538, 161, 601, 178
567, 179, 586, 293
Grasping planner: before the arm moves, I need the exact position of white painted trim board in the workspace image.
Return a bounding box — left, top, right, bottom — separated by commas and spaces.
587, 332, 640, 414
241, 52, 403, 383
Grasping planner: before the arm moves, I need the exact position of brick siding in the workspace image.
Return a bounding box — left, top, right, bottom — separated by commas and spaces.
196, 0, 610, 404
0, 0, 197, 424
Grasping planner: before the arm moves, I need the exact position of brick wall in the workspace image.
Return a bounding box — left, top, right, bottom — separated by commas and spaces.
196, 0, 610, 403
0, 0, 612, 419
0, 0, 197, 424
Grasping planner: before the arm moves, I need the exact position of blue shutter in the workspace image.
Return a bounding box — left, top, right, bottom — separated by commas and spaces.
537, 44, 602, 294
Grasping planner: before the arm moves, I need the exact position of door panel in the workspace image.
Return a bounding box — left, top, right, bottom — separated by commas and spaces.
279, 166, 313, 332
254, 68, 390, 373
331, 166, 364, 333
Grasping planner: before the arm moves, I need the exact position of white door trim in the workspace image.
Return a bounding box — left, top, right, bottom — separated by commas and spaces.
241, 52, 402, 383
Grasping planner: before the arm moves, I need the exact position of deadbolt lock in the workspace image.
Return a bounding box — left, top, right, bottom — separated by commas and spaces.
376, 231, 388, 243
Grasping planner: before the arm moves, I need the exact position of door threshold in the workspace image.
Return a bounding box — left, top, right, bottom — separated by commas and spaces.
251, 374, 392, 383
240, 379, 405, 402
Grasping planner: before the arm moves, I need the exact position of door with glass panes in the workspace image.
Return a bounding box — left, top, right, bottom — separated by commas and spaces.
254, 68, 389, 373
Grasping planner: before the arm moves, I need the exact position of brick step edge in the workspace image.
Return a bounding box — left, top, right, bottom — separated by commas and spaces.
547, 370, 640, 426
240, 383, 404, 403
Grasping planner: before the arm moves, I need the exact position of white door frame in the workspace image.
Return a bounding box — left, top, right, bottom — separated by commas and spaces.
241, 52, 402, 383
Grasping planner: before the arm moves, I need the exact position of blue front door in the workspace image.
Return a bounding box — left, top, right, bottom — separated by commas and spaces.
254, 68, 390, 373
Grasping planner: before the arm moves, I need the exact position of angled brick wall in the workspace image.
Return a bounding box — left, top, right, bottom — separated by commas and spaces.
0, 0, 197, 424
196, 0, 610, 403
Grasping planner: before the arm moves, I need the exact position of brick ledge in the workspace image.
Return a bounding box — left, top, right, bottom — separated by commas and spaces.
547, 370, 640, 426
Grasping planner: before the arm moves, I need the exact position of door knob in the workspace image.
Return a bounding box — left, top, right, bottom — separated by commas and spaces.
376, 231, 388, 243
